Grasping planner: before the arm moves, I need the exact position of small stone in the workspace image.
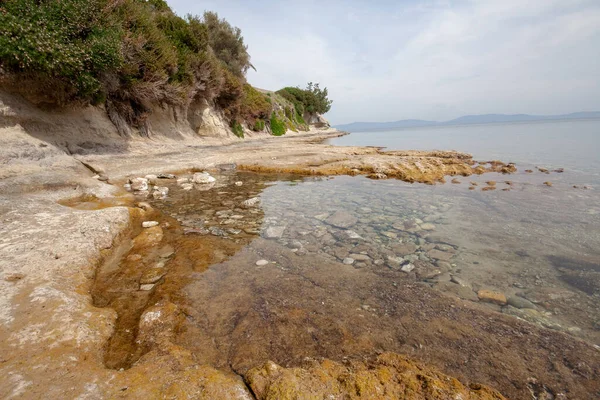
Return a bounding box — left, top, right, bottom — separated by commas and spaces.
264, 226, 286, 239
256, 259, 269, 266
235, 181, 243, 186
420, 223, 436, 231
123, 183, 132, 191
427, 249, 453, 261
177, 177, 189, 184
181, 183, 193, 191
451, 178, 460, 184
346, 230, 363, 239
481, 186, 496, 191
343, 258, 355, 265
242, 197, 260, 208
142, 221, 159, 228
4, 273, 25, 282
543, 181, 552, 187
349, 254, 370, 261
98, 175, 109, 182
130, 177, 149, 191
192, 172, 216, 184
139, 284, 155, 291
401, 263, 415, 273
140, 268, 166, 284
477, 289, 507, 305
145, 174, 158, 180
157, 173, 176, 179
450, 275, 470, 287
152, 186, 169, 199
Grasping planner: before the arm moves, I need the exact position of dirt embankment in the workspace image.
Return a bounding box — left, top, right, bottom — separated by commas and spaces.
1, 91, 597, 399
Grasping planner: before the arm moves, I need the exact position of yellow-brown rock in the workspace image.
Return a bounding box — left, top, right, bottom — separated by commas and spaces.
246, 353, 506, 400
477, 290, 508, 305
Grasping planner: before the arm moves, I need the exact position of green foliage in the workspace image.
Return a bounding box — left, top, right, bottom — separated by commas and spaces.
203, 11, 253, 77
253, 119, 265, 131
0, 0, 122, 100
276, 82, 332, 115
240, 84, 271, 121
270, 114, 286, 136
231, 120, 244, 138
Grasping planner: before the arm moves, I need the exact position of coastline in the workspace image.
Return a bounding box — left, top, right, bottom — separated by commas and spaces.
1, 102, 599, 399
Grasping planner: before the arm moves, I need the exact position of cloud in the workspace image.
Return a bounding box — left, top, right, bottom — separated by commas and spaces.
169, 0, 600, 124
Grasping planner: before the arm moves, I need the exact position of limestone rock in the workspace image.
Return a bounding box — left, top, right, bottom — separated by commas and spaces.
245, 353, 506, 400
256, 259, 269, 266
478, 290, 507, 305
142, 221, 159, 228
325, 211, 358, 229
242, 197, 260, 208
192, 172, 216, 184
130, 177, 149, 191
264, 226, 286, 239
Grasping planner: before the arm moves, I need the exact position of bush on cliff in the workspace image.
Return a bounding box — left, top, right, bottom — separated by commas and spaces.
277, 82, 333, 116
270, 114, 286, 136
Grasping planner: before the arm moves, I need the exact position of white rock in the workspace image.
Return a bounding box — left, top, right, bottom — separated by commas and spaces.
264, 226, 285, 239
152, 186, 169, 199
139, 284, 155, 291
343, 258, 355, 265
242, 197, 260, 208
130, 177, 149, 191
235, 181, 243, 186
145, 174, 158, 180
192, 172, 216, 184
177, 177, 190, 184
123, 183, 132, 191
255, 259, 269, 266
181, 183, 193, 191
142, 221, 159, 228
401, 263, 415, 273
420, 223, 436, 231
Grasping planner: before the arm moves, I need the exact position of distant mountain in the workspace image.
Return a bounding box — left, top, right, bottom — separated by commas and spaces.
334, 112, 600, 132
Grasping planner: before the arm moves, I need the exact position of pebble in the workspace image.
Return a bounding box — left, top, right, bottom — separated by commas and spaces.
401, 263, 415, 273
142, 221, 159, 228
235, 181, 243, 186
256, 259, 269, 266
130, 177, 149, 191
264, 226, 286, 239
242, 197, 260, 208
420, 223, 436, 231
450, 275, 470, 287
343, 258, 355, 265
325, 211, 358, 228
192, 172, 216, 184
139, 284, 155, 291
157, 173, 176, 179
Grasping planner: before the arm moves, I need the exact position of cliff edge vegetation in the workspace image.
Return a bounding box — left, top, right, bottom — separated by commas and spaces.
0, 0, 331, 137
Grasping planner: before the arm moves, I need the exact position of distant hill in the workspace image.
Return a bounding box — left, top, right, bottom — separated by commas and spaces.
334, 112, 600, 132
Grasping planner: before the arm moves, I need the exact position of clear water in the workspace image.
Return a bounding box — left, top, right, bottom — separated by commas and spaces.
94, 119, 600, 396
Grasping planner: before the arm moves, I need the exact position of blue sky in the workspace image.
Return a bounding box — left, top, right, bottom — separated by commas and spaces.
169, 0, 600, 124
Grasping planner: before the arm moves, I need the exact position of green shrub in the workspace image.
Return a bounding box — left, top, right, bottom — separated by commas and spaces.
231, 120, 244, 138
0, 0, 122, 101
276, 82, 332, 115
270, 114, 286, 136
253, 119, 265, 131
240, 84, 271, 121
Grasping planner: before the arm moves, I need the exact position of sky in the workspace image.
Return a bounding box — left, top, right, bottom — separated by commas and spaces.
169, 0, 600, 125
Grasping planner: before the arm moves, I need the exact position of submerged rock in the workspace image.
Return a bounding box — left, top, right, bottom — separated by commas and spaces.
242, 197, 260, 208
325, 211, 358, 229
256, 259, 269, 266
142, 221, 159, 228
477, 290, 507, 305
342, 257, 355, 265
264, 226, 286, 239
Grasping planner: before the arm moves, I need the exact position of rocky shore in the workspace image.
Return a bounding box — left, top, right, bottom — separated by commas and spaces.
1, 93, 600, 399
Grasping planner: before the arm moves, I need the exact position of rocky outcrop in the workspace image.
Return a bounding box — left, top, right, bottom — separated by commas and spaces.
305, 112, 331, 128
246, 353, 506, 399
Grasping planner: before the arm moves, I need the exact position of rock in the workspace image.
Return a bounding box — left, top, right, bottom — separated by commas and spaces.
242, 197, 260, 208
145, 174, 158, 180
427, 249, 453, 261
391, 243, 417, 256
345, 230, 363, 239
181, 183, 193, 191
264, 226, 286, 239
152, 186, 169, 199
477, 290, 507, 305
97, 175, 109, 182
235, 181, 243, 186
142, 221, 159, 228
245, 353, 506, 400
342, 258, 355, 265
140, 267, 166, 284
543, 181, 552, 187
436, 261, 452, 271
192, 172, 216, 184
325, 211, 358, 229
401, 263, 415, 273
450, 275, 470, 287
507, 296, 536, 310
435, 282, 478, 301
481, 186, 496, 191
130, 177, 149, 191
209, 226, 227, 236
256, 259, 269, 266
157, 173, 176, 179
123, 183, 132, 191
451, 178, 460, 184
349, 254, 370, 261
420, 223, 436, 231
502, 306, 563, 331
386, 255, 405, 267
140, 283, 155, 291
177, 177, 190, 184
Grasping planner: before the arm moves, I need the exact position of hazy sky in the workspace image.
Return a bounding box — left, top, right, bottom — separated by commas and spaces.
170, 0, 600, 124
